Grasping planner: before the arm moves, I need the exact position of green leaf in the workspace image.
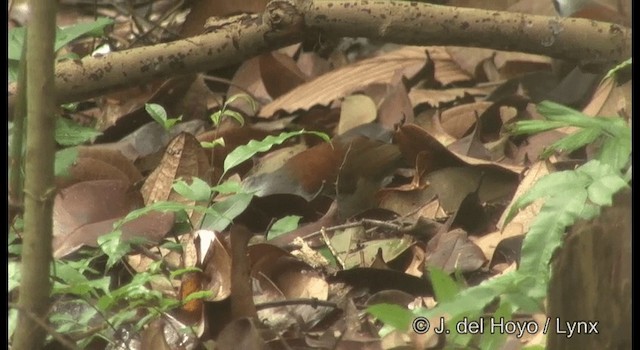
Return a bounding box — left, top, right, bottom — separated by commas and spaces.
9, 18, 113, 61
221, 110, 245, 126
201, 138, 225, 149
209, 111, 223, 125
367, 304, 414, 332
8, 308, 18, 338
605, 58, 631, 80
211, 180, 243, 194
173, 177, 212, 202
518, 190, 588, 296
508, 120, 566, 135
599, 133, 631, 170
8, 27, 26, 61
183, 290, 215, 303
500, 292, 541, 313
504, 170, 589, 226
586, 175, 628, 206
200, 193, 254, 231
55, 147, 79, 177
479, 300, 512, 350
9, 261, 20, 292
54, 17, 114, 52
541, 128, 600, 158
223, 130, 328, 175
414, 272, 519, 320
226, 93, 258, 113
170, 267, 203, 280
55, 117, 102, 146
267, 215, 302, 240
164, 116, 182, 130
428, 267, 460, 303
97, 230, 130, 269
145, 103, 168, 125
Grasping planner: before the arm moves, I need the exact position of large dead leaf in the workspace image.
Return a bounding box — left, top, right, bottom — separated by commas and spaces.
427, 166, 518, 213
259, 46, 429, 117
426, 46, 473, 86
52, 180, 174, 258
227, 57, 271, 116
426, 229, 487, 274
56, 147, 142, 189
377, 71, 415, 128
92, 119, 207, 161
141, 132, 210, 224
439, 101, 493, 139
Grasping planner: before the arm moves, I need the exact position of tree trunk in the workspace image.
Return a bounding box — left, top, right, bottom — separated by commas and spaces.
547, 189, 631, 350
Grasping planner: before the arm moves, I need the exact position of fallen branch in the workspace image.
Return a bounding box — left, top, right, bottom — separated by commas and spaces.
13, 0, 631, 105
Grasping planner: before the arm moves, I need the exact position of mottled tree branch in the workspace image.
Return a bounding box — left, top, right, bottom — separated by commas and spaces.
10, 0, 631, 105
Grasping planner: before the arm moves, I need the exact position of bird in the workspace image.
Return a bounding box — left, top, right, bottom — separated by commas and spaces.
242, 124, 404, 219
552, 0, 629, 26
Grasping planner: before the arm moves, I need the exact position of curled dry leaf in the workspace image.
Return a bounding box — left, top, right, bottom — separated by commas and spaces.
377, 70, 415, 129
259, 51, 308, 99
409, 86, 491, 108
427, 46, 474, 86
259, 46, 430, 117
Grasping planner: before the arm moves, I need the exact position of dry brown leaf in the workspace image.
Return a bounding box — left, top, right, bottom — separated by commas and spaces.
582, 77, 631, 118
440, 101, 493, 139
91, 120, 207, 162
53, 180, 140, 239
141, 132, 210, 223
426, 229, 487, 274
259, 51, 308, 99
57, 157, 130, 189
337, 94, 377, 135
409, 86, 490, 108
259, 46, 429, 117
377, 71, 415, 128
52, 180, 174, 258
445, 46, 495, 78
227, 56, 271, 116
427, 46, 474, 86
248, 243, 330, 330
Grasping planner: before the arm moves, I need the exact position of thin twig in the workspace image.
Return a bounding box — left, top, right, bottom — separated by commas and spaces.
320, 227, 345, 269
255, 298, 339, 311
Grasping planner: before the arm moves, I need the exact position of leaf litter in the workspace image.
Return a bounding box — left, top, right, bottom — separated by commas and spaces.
11, 0, 631, 348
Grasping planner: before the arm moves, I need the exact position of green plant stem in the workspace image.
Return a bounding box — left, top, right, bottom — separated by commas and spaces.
13, 0, 58, 348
